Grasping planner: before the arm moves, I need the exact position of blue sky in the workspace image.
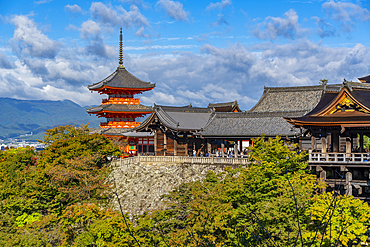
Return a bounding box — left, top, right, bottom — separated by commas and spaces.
1, 0, 370, 110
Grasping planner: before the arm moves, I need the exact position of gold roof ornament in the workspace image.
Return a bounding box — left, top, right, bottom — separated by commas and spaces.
119, 27, 124, 68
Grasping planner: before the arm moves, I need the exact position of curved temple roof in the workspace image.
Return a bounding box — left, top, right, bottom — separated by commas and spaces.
135, 104, 213, 132
285, 82, 370, 127
200, 111, 303, 138
88, 66, 155, 91
87, 104, 152, 114
208, 100, 241, 112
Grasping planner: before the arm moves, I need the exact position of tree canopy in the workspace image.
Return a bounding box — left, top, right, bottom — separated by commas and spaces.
0, 131, 369, 246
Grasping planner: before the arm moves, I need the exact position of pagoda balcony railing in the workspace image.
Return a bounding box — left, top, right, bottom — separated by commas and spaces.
309, 150, 370, 164
100, 121, 141, 128
102, 98, 140, 105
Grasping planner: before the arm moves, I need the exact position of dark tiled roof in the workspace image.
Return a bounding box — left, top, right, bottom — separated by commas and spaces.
358, 75, 370, 83
88, 67, 155, 90
208, 101, 237, 108
208, 100, 241, 112
285, 84, 370, 125
86, 104, 152, 113
136, 104, 213, 131
249, 84, 342, 113
201, 111, 303, 138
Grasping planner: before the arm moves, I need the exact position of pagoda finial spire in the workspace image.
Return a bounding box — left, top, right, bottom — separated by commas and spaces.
119, 27, 124, 67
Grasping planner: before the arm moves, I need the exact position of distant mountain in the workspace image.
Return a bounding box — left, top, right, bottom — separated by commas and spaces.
0, 98, 100, 140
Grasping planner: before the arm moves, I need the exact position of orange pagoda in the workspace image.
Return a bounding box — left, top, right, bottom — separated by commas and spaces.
87, 28, 155, 154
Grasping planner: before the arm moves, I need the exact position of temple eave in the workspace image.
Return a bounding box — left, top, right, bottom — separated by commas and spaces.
89, 85, 154, 91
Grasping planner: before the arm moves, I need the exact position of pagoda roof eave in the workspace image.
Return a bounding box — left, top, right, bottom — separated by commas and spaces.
88, 67, 155, 91
89, 85, 155, 92
86, 104, 153, 114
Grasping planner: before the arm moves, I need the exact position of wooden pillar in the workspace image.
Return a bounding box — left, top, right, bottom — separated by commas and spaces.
346, 171, 352, 196
154, 130, 157, 155
320, 170, 326, 193
221, 142, 225, 157
311, 136, 317, 151
174, 136, 177, 156
321, 136, 327, 153
360, 132, 364, 153
298, 137, 302, 150
164, 132, 167, 156
346, 137, 351, 154
332, 132, 339, 152
234, 141, 238, 157
207, 140, 211, 154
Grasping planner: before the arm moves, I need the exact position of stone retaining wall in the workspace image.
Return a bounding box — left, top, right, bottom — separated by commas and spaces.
110, 156, 249, 216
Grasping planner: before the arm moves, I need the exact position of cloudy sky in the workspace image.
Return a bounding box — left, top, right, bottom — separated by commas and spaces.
1, 0, 370, 110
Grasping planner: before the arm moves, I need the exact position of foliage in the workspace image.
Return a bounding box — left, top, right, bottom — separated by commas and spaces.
60, 203, 134, 246
0, 125, 121, 246
319, 79, 328, 85
39, 124, 90, 145
1, 133, 370, 246
303, 192, 370, 247
134, 136, 315, 246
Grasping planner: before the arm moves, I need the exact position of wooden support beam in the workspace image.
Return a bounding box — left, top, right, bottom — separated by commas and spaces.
207, 141, 211, 154
321, 136, 327, 153
221, 142, 225, 157
346, 137, 351, 156
332, 132, 339, 152
174, 137, 177, 156
154, 130, 157, 155
346, 171, 352, 196
311, 136, 317, 151
164, 132, 167, 156
320, 169, 326, 193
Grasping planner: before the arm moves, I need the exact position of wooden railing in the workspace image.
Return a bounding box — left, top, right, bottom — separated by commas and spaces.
114, 156, 250, 166
309, 151, 370, 163
102, 98, 140, 105
100, 121, 141, 128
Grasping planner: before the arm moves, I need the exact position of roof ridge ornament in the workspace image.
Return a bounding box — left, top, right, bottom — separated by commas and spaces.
342, 78, 353, 91
119, 27, 124, 68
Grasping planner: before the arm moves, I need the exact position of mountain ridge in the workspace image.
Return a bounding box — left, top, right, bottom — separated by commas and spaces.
0, 97, 100, 139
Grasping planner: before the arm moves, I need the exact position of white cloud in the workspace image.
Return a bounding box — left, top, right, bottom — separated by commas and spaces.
206, 0, 232, 11
9, 15, 61, 58
90, 2, 150, 37
65, 4, 82, 13
210, 14, 229, 27
124, 44, 197, 50
0, 52, 16, 69
253, 9, 309, 40
34, 0, 52, 4
156, 0, 189, 21
80, 20, 102, 40
322, 0, 370, 32
312, 16, 337, 38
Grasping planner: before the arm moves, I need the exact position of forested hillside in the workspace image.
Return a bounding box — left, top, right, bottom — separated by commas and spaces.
0, 98, 100, 139
0, 127, 369, 246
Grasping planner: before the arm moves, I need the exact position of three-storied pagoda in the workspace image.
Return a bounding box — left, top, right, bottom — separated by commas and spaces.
87, 28, 155, 154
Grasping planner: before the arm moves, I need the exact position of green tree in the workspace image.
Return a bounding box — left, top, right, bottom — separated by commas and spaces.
39, 124, 90, 145
319, 79, 328, 85
0, 125, 121, 246
60, 203, 134, 246
303, 192, 370, 247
